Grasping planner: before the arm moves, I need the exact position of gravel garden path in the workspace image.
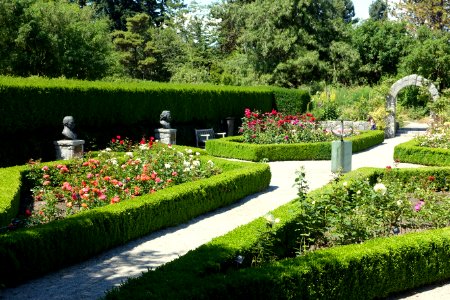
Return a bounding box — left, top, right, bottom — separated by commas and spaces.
2, 127, 449, 300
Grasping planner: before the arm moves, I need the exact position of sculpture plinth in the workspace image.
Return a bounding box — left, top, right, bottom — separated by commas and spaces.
155, 128, 177, 145
54, 139, 85, 160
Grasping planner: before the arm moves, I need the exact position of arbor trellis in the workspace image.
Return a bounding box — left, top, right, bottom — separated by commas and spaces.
385, 74, 439, 138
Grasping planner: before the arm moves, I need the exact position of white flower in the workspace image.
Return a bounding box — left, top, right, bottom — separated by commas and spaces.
397, 200, 403, 206
207, 160, 214, 167
356, 190, 361, 195
177, 151, 184, 157
185, 149, 193, 154
373, 183, 387, 195
125, 152, 133, 158
192, 160, 201, 167
108, 158, 118, 166
165, 163, 171, 169
105, 147, 112, 152
183, 167, 190, 172
264, 213, 280, 225
195, 152, 200, 156
139, 144, 149, 150
343, 181, 348, 187
183, 160, 190, 167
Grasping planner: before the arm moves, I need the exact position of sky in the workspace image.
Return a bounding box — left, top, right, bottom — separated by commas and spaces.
185, 0, 382, 20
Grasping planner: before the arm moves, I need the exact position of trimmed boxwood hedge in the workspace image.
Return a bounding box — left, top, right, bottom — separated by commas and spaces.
104, 167, 450, 300
206, 130, 385, 161
0, 166, 25, 228
394, 139, 450, 166
0, 155, 271, 287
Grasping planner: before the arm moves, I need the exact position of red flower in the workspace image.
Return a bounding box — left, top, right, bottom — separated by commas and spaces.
111, 138, 116, 143
110, 196, 120, 204
25, 209, 32, 217
140, 138, 146, 144
428, 176, 436, 181
386, 166, 392, 170
116, 135, 121, 139
120, 140, 124, 145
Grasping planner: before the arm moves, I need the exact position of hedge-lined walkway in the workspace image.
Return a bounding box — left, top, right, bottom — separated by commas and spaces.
2, 132, 445, 300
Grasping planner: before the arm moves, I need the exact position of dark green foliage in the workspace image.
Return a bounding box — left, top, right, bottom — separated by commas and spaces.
206, 130, 385, 162
351, 20, 413, 84
271, 87, 311, 115
0, 76, 274, 167
0, 157, 271, 287
394, 139, 450, 166
0, 0, 116, 80
104, 167, 450, 299
369, 0, 388, 21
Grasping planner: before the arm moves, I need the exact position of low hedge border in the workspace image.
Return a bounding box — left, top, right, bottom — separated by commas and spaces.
105, 167, 450, 299
206, 130, 385, 161
0, 155, 271, 288
394, 139, 450, 166
0, 166, 25, 227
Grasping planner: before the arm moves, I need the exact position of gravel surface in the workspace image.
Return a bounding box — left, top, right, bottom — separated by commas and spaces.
2, 131, 450, 300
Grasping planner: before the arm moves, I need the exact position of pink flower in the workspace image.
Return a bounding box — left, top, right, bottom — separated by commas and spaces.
116, 135, 121, 140
43, 174, 50, 179
62, 182, 72, 191
43, 180, 51, 186
41, 166, 49, 171
415, 200, 425, 212
87, 173, 94, 179
172, 171, 178, 176
284, 136, 289, 140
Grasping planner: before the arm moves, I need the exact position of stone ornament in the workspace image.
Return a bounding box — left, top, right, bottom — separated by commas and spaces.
160, 110, 172, 129
62, 116, 77, 140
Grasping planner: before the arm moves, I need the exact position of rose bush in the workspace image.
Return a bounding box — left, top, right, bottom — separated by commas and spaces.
24, 139, 221, 226
295, 167, 450, 253
239, 109, 335, 144
415, 122, 450, 149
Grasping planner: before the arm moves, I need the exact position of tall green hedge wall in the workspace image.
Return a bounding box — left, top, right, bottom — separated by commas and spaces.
0, 76, 310, 167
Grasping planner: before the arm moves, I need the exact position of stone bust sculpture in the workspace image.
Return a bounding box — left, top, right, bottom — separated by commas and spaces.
160, 110, 172, 129
62, 116, 77, 140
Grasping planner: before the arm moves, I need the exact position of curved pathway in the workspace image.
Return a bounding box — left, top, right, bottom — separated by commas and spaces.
1, 132, 448, 299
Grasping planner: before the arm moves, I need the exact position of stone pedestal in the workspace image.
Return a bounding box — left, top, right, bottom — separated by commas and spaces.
331, 140, 352, 173
155, 128, 177, 145
226, 117, 235, 136
54, 140, 85, 160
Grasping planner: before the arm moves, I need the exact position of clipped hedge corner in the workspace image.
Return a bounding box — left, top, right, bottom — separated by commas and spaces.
394, 139, 450, 166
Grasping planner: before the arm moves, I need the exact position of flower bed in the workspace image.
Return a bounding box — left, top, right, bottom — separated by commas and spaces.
206, 130, 384, 161
20, 140, 220, 227
104, 167, 450, 299
205, 108, 384, 162
0, 146, 271, 287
